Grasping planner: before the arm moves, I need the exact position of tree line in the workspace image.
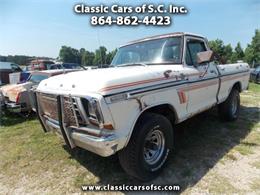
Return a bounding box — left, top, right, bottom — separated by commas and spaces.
1, 29, 259, 67
0, 55, 53, 65
59, 46, 117, 66
208, 29, 259, 66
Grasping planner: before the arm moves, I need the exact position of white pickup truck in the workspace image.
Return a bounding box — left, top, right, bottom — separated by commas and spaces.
35, 32, 250, 181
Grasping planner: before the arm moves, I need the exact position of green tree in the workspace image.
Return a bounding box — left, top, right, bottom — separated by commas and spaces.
231, 42, 244, 62
59, 46, 81, 63
93, 46, 107, 65
208, 39, 225, 55
208, 39, 227, 63
244, 46, 254, 66
0, 55, 52, 65
81, 51, 95, 66
235, 43, 244, 58
223, 44, 233, 63
244, 29, 260, 66
106, 49, 117, 64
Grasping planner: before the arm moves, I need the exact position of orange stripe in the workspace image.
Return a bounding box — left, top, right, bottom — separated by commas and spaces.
221, 73, 248, 82
100, 72, 248, 93
182, 91, 187, 103
99, 72, 201, 92
180, 79, 218, 91
177, 91, 184, 104
178, 72, 248, 92
100, 77, 170, 92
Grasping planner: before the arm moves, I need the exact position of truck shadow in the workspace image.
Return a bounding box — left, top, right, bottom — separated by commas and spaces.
64, 104, 259, 192
0, 111, 36, 127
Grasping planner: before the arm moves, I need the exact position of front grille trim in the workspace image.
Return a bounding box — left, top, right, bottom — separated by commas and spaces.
61, 96, 89, 128
37, 92, 90, 128
37, 93, 58, 121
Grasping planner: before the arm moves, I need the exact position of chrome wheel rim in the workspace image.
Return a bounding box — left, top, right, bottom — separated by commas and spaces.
143, 129, 165, 165
231, 95, 238, 115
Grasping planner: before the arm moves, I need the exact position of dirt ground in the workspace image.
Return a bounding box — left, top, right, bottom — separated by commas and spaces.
0, 83, 259, 194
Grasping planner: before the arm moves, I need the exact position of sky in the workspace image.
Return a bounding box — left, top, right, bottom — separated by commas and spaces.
0, 0, 259, 58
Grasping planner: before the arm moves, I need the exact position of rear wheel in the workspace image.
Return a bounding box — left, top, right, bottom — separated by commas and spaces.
218, 88, 240, 121
118, 113, 173, 181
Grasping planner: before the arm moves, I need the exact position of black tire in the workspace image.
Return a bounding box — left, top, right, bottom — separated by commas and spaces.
118, 113, 173, 181
218, 88, 240, 121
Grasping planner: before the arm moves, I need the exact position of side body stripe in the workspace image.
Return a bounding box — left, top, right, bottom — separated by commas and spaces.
103, 70, 249, 98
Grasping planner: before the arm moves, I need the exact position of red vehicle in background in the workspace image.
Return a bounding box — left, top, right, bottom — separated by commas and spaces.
29, 59, 54, 71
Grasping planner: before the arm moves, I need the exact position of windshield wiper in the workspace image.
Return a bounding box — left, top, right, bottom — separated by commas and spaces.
116, 62, 148, 67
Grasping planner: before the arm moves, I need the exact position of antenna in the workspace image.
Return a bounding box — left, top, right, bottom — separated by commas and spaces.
97, 29, 103, 68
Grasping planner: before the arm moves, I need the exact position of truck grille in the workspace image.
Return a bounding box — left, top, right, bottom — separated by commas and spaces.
38, 93, 58, 121
37, 93, 88, 129
62, 97, 77, 127
62, 96, 86, 127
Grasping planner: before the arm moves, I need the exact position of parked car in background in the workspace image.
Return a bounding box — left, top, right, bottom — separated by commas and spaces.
49, 63, 83, 70
0, 69, 79, 113
9, 71, 31, 84
0, 62, 22, 85
250, 65, 260, 83
29, 59, 54, 71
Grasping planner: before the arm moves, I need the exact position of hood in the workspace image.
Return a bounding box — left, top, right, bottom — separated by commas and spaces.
37, 65, 191, 96
0, 82, 34, 102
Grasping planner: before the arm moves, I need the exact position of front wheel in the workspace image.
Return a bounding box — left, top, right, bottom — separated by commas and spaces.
218, 88, 240, 121
118, 113, 173, 181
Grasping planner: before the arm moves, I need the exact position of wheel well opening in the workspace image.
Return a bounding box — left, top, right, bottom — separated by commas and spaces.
233, 82, 242, 92
138, 104, 177, 128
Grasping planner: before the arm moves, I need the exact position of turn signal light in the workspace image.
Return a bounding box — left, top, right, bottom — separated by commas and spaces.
16, 93, 21, 104
103, 124, 114, 130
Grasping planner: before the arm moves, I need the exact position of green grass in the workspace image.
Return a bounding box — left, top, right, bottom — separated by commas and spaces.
249, 82, 260, 93
0, 83, 259, 193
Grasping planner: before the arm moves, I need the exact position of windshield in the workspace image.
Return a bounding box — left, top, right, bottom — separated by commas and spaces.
111, 37, 182, 66
29, 74, 48, 83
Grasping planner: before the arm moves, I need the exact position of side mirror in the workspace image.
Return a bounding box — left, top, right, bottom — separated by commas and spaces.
196, 50, 214, 65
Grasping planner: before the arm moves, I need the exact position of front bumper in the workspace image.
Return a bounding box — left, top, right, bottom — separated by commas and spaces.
5, 102, 21, 113
36, 94, 120, 157
43, 118, 119, 157
71, 132, 119, 157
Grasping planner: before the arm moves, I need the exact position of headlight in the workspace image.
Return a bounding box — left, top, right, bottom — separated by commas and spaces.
81, 97, 104, 127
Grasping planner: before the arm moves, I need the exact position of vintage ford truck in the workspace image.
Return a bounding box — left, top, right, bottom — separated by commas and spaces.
35, 32, 250, 181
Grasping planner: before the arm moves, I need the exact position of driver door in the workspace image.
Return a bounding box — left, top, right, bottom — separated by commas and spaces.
185, 37, 219, 115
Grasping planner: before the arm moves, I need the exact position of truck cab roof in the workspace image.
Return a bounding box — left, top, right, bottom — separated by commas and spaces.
121, 32, 206, 47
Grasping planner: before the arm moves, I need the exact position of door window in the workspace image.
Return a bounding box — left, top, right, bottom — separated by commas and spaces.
186, 39, 206, 66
